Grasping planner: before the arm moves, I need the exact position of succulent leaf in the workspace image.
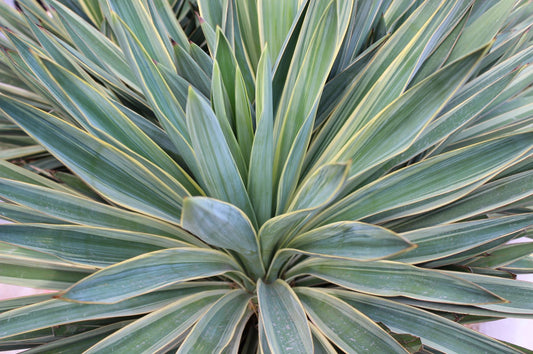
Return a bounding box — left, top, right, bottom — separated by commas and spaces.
0, 0, 531, 351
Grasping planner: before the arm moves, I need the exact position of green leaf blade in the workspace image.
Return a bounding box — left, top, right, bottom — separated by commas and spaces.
0, 96, 188, 225
186, 87, 256, 225
181, 197, 264, 278
85, 290, 228, 354
296, 287, 407, 353
257, 279, 313, 354
287, 258, 504, 305
393, 214, 533, 264
248, 48, 274, 226
0, 284, 230, 340
0, 178, 202, 246
317, 133, 533, 225
0, 223, 189, 267
332, 289, 521, 354
62, 248, 239, 304
177, 290, 251, 353
287, 221, 414, 261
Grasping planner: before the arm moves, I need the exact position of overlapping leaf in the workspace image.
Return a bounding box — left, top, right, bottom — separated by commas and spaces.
0, 0, 532, 352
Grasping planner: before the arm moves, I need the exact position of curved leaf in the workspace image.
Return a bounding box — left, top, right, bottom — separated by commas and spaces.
62, 248, 239, 303
0, 202, 66, 224
287, 221, 414, 260
186, 88, 256, 225
331, 289, 521, 354
86, 290, 228, 353
0, 178, 202, 246
0, 223, 190, 267
259, 209, 311, 266
306, 1, 467, 168
296, 287, 407, 353
178, 290, 251, 353
40, 57, 201, 195
316, 133, 533, 225
24, 321, 131, 354
182, 197, 258, 255
102, 0, 174, 68
0, 160, 78, 194
392, 214, 533, 264
395, 170, 533, 231
445, 271, 533, 314
309, 323, 337, 354
182, 197, 264, 278
107, 13, 199, 177
0, 95, 188, 224
310, 43, 489, 182
257, 279, 312, 353
0, 250, 92, 290
286, 258, 504, 305
288, 163, 349, 212
0, 284, 229, 340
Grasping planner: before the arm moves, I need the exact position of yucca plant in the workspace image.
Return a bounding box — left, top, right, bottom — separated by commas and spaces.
0, 0, 532, 352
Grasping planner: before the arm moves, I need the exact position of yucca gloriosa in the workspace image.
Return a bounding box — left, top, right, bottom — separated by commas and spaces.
0, 0, 532, 352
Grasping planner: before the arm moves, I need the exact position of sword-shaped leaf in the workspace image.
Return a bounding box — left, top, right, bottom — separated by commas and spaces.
234, 66, 254, 165
148, 0, 189, 49
286, 221, 414, 260
0, 97, 188, 224
309, 322, 337, 354
178, 290, 251, 353
268, 219, 414, 279
296, 287, 407, 353
306, 1, 466, 168
446, 0, 514, 63
0, 202, 66, 224
332, 289, 521, 354
0, 178, 201, 246
447, 271, 533, 314
235, 0, 261, 71
62, 248, 239, 303
287, 162, 349, 212
258, 279, 312, 353
182, 197, 264, 278
0, 284, 230, 339
310, 44, 488, 181
101, 0, 174, 68
0, 247, 92, 290
39, 58, 201, 195
286, 258, 504, 305
257, 0, 303, 65
274, 0, 352, 188
21, 321, 131, 354
378, 68, 519, 177
248, 48, 274, 226
259, 209, 311, 266
315, 133, 533, 225
395, 169, 533, 231
50, 1, 138, 89
186, 88, 256, 225
85, 290, 228, 354
108, 13, 200, 178
392, 214, 533, 264
0, 223, 190, 267
465, 242, 533, 268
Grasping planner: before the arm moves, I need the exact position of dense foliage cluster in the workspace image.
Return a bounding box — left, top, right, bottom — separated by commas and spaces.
0, 0, 532, 352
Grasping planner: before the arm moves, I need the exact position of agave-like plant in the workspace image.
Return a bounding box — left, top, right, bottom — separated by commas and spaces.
0, 0, 532, 352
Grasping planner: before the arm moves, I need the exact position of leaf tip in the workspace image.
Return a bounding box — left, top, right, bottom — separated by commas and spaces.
195, 12, 205, 24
